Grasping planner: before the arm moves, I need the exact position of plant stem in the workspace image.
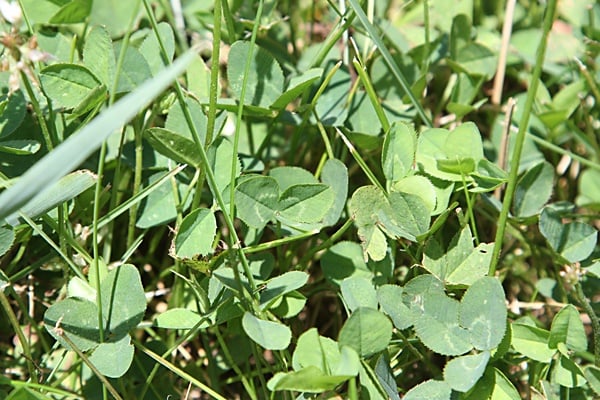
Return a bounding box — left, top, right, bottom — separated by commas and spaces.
489, 0, 557, 276
0, 289, 38, 381
574, 281, 600, 366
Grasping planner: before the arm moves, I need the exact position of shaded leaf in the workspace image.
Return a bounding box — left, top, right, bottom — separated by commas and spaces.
539, 202, 597, 262
44, 298, 102, 351
100, 264, 146, 338
235, 176, 279, 229
83, 26, 115, 88
382, 122, 416, 182
278, 183, 334, 223
320, 158, 348, 226
259, 271, 309, 311
140, 22, 175, 76
513, 161, 554, 218
228, 41, 284, 108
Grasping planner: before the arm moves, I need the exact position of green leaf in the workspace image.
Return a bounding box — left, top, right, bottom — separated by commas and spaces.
422, 225, 491, 286
471, 159, 508, 193
0, 49, 197, 222
140, 22, 175, 76
40, 63, 102, 110
350, 186, 430, 260
416, 125, 482, 181
460, 277, 507, 350
292, 328, 340, 373
0, 140, 41, 155
44, 298, 102, 351
312, 66, 351, 127
269, 166, 317, 191
145, 127, 201, 166
414, 292, 472, 356
321, 241, 374, 285
87, 335, 134, 378
403, 379, 452, 400
136, 172, 187, 229
50, 0, 92, 24
551, 354, 587, 388
270, 68, 323, 110
6, 387, 55, 400
391, 175, 437, 213
539, 202, 597, 262
174, 208, 216, 259
511, 323, 556, 362
548, 305, 587, 352
90, 0, 141, 37
320, 159, 348, 226
259, 271, 309, 311
584, 365, 600, 396
0, 90, 27, 139
153, 308, 203, 330
513, 161, 554, 218
0, 225, 14, 257
443, 351, 490, 392
340, 276, 378, 312
165, 97, 209, 144
267, 366, 352, 393
83, 26, 115, 88
382, 122, 417, 182
373, 355, 401, 400
113, 44, 153, 93
6, 170, 96, 226
377, 285, 417, 329
576, 169, 600, 208
338, 307, 392, 358
490, 368, 521, 400
227, 41, 284, 108
208, 137, 241, 196
444, 122, 484, 162
100, 264, 146, 338
241, 312, 291, 350
278, 183, 334, 224
271, 291, 306, 319
234, 176, 279, 229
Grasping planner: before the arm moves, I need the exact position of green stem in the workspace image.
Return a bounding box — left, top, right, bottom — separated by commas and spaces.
0, 290, 38, 381
134, 340, 228, 400
142, 0, 258, 300
230, 0, 265, 218
574, 281, 600, 366
489, 0, 557, 276
346, 0, 432, 127
336, 128, 385, 192
56, 330, 122, 400
20, 70, 54, 151
92, 142, 107, 343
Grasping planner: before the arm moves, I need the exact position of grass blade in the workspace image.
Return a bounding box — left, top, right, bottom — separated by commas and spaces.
0, 49, 197, 222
